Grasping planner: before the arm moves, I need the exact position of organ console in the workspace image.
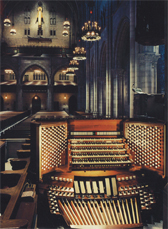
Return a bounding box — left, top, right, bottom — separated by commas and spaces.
31, 118, 166, 228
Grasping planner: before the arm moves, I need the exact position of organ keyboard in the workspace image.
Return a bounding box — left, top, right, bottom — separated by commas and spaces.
31, 118, 166, 228
68, 136, 132, 170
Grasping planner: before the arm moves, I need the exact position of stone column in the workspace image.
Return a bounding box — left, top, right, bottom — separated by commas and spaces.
98, 81, 103, 116
138, 52, 160, 94
112, 69, 118, 118
129, 0, 136, 118
93, 41, 98, 117
117, 69, 124, 118
106, 1, 112, 118
90, 79, 94, 113
85, 43, 90, 113
47, 84, 54, 111
123, 70, 129, 117
153, 55, 160, 93
106, 71, 109, 118
16, 83, 23, 111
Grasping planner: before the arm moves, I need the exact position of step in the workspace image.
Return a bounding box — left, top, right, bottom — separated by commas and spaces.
17, 149, 31, 158
146, 223, 163, 229
22, 143, 31, 150
3, 130, 31, 138
25, 138, 31, 143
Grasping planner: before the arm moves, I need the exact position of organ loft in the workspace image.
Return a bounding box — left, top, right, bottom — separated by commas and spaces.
0, 0, 168, 229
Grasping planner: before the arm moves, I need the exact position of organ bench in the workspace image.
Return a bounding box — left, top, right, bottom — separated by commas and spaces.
31, 118, 166, 228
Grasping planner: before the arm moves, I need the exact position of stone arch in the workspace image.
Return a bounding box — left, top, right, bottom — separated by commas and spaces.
53, 64, 70, 82
20, 64, 49, 85
114, 17, 130, 69
20, 64, 49, 111
98, 41, 106, 117
1, 65, 17, 81
53, 62, 70, 78
114, 17, 130, 118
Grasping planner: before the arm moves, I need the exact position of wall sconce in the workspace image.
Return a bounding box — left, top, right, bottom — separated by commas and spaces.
5, 95, 8, 99
64, 95, 66, 100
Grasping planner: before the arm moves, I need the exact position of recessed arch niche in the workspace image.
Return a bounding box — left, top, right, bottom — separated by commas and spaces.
32, 95, 41, 114
22, 65, 48, 111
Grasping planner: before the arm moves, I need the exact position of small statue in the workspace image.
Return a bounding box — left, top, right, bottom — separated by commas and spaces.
36, 5, 44, 35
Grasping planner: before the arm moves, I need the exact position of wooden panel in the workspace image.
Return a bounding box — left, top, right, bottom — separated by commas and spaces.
123, 121, 165, 177
0, 158, 30, 220
0, 140, 5, 171
68, 119, 122, 132
0, 219, 29, 228
39, 121, 68, 179
16, 195, 37, 229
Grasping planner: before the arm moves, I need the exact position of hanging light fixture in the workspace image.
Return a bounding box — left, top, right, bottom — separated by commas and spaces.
10, 27, 16, 35
63, 18, 70, 29
3, 18, 11, 26
62, 29, 69, 37
81, 21, 101, 41
73, 47, 86, 60
81, 2, 101, 42
66, 68, 75, 77
68, 60, 79, 70
10, 11, 16, 35
62, 16, 70, 36
62, 69, 67, 74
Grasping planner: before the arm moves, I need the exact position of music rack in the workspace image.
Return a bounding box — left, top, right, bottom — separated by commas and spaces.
31, 118, 166, 228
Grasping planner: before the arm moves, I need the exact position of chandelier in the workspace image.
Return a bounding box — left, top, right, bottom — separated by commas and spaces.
66, 69, 75, 77
73, 47, 86, 60
68, 60, 79, 70
62, 18, 70, 37
3, 18, 11, 26
10, 27, 16, 35
62, 29, 69, 37
63, 19, 70, 29
81, 21, 101, 41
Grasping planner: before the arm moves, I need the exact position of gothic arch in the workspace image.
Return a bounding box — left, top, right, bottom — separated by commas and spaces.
53, 62, 70, 78
53, 64, 70, 82
114, 17, 130, 118
20, 64, 49, 85
114, 17, 130, 69
1, 65, 17, 81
